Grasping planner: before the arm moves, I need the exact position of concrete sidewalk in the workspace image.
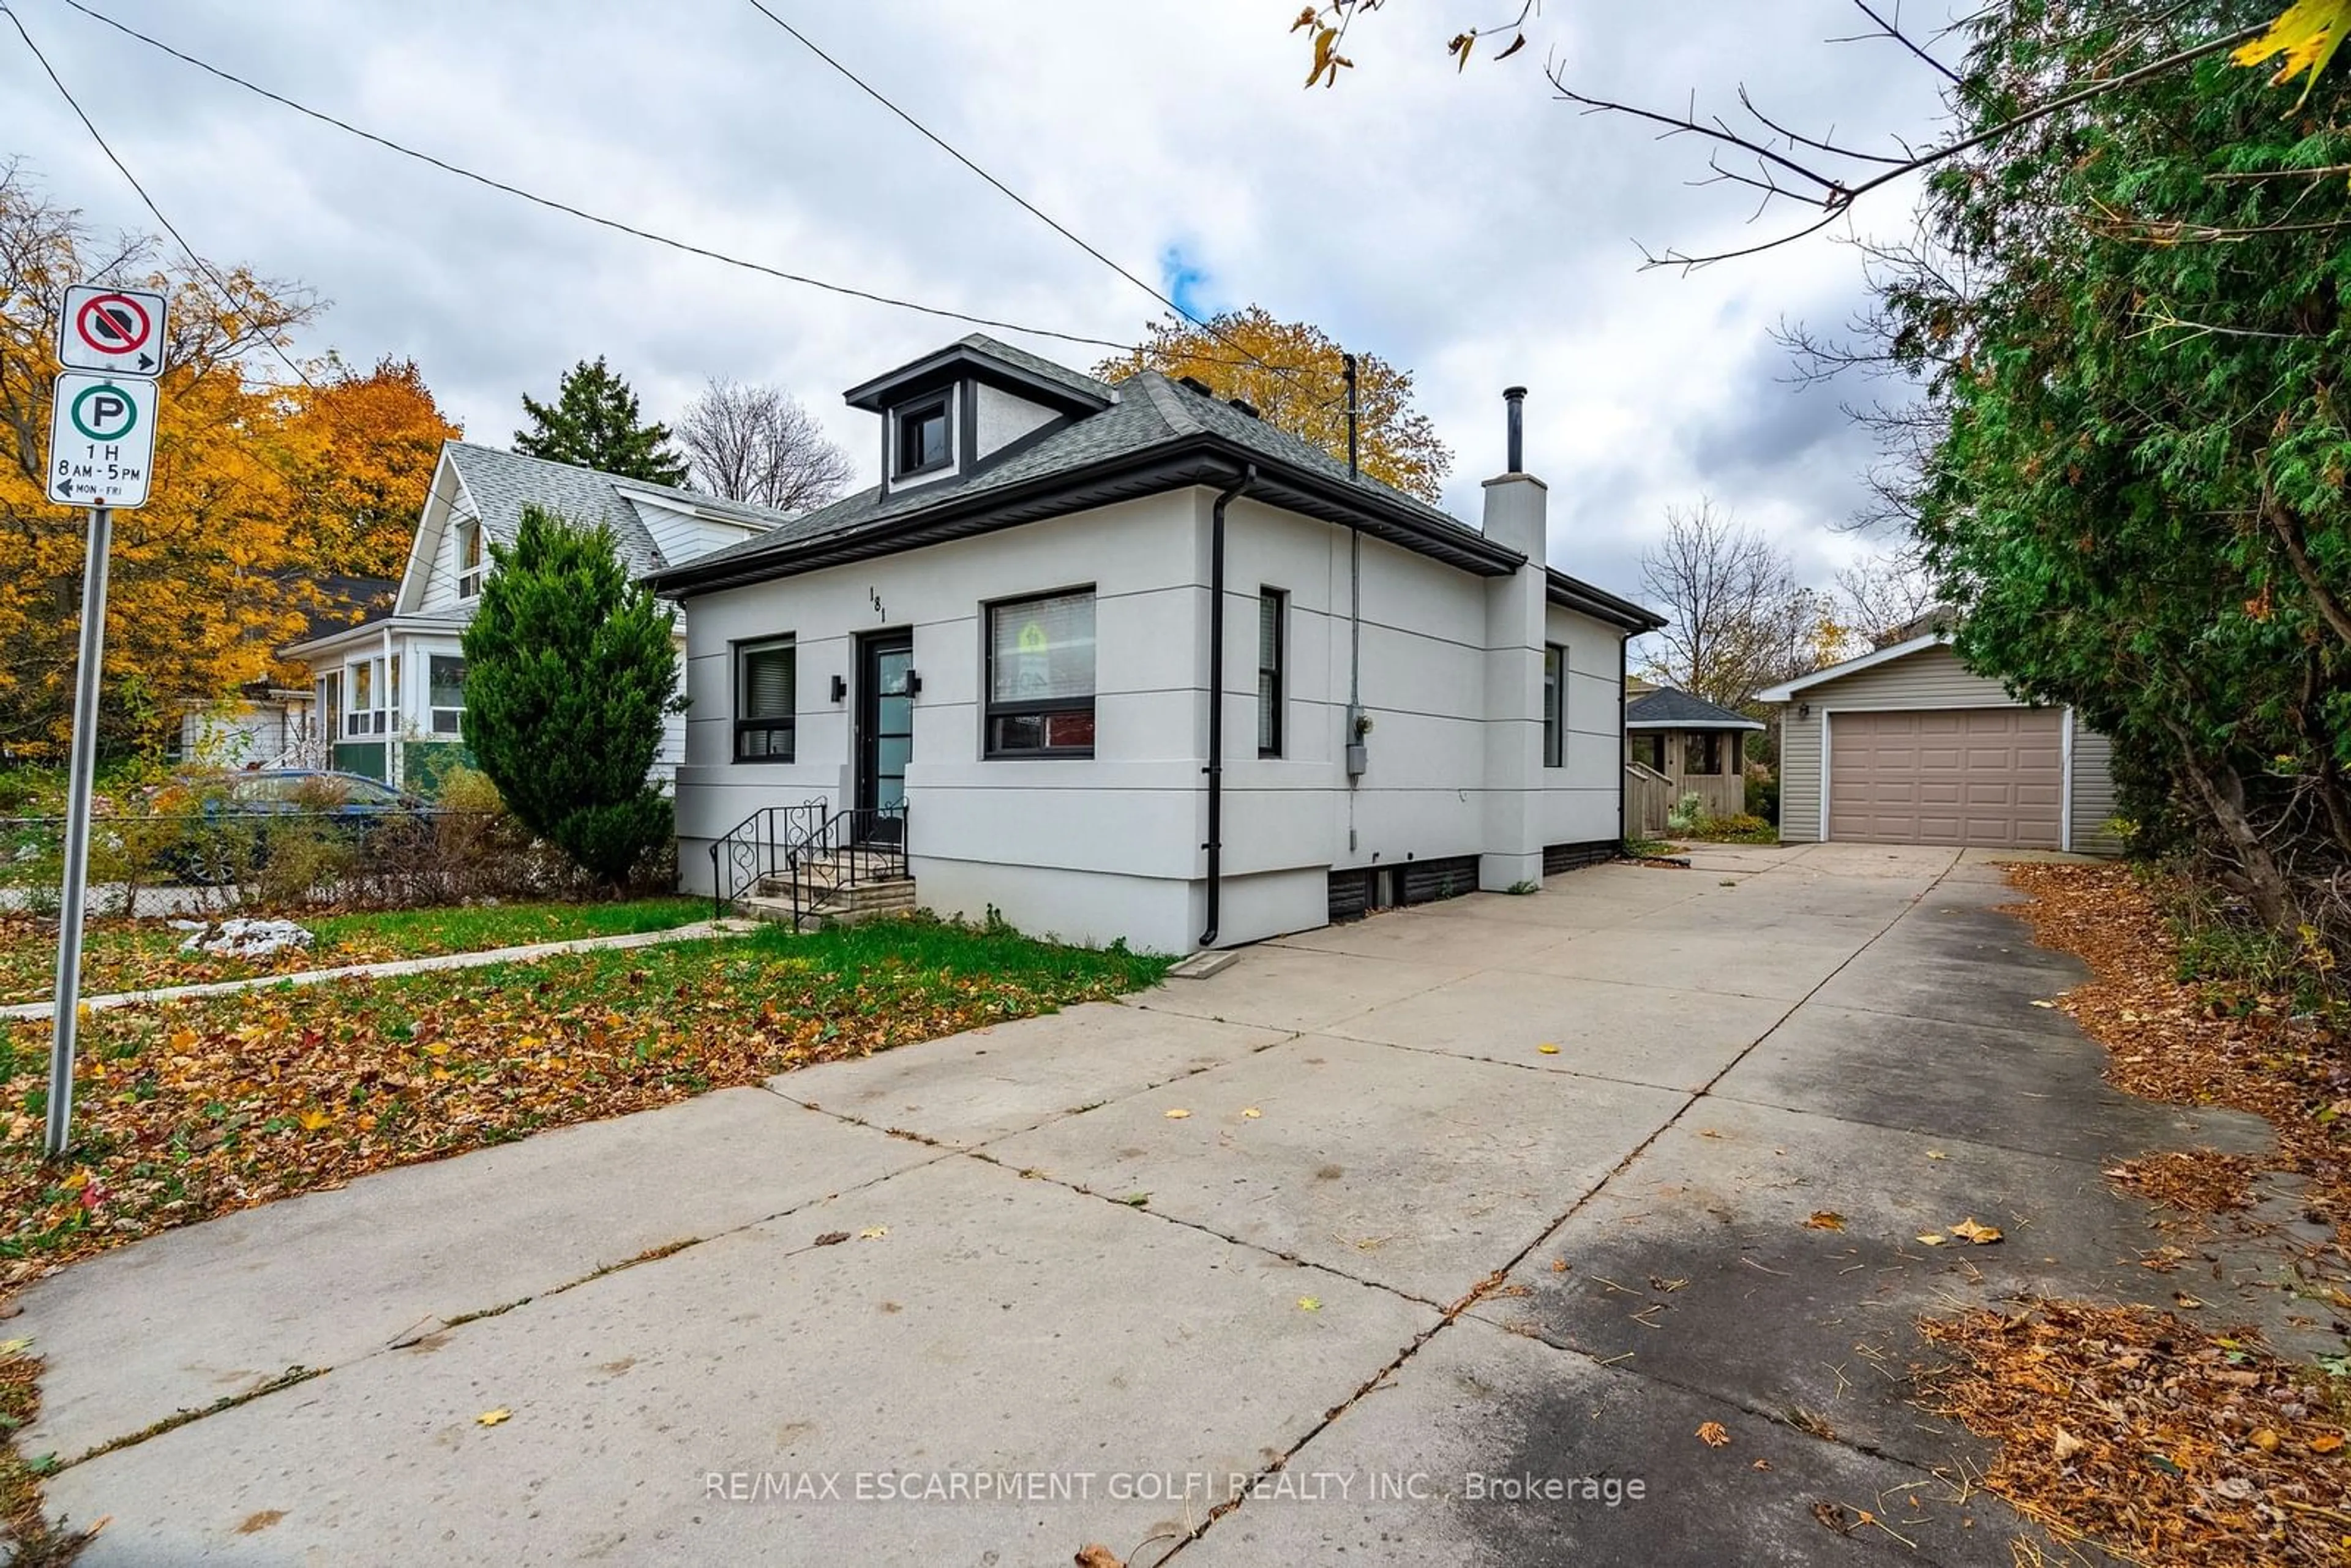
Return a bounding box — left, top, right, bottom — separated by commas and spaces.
21, 842, 2326, 1566
0, 918, 756, 1021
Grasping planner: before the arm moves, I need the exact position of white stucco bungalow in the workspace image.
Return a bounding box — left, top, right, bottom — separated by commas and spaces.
645, 335, 1664, 954
283, 443, 785, 793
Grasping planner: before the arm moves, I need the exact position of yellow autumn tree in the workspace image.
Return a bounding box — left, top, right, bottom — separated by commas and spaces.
283, 356, 462, 582
1094, 307, 1453, 502
0, 165, 449, 760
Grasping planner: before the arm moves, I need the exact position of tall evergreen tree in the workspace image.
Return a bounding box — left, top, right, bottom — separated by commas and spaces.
512, 357, 689, 484
459, 506, 679, 885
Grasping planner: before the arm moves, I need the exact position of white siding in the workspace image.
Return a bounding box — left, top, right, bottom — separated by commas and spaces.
626, 497, 772, 568
178, 702, 288, 768
2069, 724, 2122, 855
1775, 643, 2118, 853
413, 506, 476, 613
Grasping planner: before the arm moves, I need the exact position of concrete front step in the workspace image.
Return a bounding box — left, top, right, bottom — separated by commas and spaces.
739, 879, 918, 932
754, 856, 909, 899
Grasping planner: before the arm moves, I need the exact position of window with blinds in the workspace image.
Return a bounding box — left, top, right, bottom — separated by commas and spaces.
985, 589, 1095, 756
735, 638, 796, 761
1258, 588, 1286, 757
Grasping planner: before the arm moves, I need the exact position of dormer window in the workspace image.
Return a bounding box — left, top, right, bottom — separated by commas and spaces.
894, 396, 951, 478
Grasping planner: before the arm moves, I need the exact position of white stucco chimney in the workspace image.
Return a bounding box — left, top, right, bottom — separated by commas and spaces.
1478, 386, 1550, 891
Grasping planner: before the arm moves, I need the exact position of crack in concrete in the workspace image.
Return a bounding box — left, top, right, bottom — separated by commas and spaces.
1152, 847, 1970, 1562
49, 1123, 964, 1468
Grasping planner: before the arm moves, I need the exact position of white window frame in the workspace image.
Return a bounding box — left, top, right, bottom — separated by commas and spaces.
427, 654, 467, 737
343, 655, 397, 738
456, 518, 486, 599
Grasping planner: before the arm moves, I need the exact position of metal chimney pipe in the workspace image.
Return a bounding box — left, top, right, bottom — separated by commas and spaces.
1503, 386, 1527, 473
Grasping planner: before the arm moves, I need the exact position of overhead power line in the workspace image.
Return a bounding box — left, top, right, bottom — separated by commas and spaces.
4, 2, 317, 389
735, 0, 1314, 386
50, 0, 1143, 354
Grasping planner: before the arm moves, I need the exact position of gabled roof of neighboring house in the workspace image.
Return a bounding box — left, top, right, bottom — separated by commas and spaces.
1625, 686, 1766, 732
261, 571, 396, 643
440, 443, 793, 578
1752, 631, 1953, 703
643, 343, 1660, 632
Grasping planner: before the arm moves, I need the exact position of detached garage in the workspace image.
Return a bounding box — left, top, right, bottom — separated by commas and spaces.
1757, 634, 2119, 854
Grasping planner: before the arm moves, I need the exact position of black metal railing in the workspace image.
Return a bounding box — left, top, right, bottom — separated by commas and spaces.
708, 800, 827, 917
780, 803, 911, 929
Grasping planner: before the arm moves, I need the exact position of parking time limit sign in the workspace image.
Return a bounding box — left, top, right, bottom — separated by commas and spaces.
46, 372, 157, 508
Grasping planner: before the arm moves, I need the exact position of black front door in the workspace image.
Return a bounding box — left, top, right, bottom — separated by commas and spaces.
856, 631, 914, 842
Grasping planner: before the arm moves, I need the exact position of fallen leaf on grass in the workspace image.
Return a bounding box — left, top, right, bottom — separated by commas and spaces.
1949, 1218, 2003, 1245
1696, 1420, 1731, 1447
1804, 1210, 1846, 1232
476, 1408, 511, 1427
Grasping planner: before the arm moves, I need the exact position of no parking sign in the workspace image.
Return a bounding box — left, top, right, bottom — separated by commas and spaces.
58, 283, 167, 374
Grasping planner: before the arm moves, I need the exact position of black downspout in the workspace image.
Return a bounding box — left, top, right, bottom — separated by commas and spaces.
1200, 463, 1258, 948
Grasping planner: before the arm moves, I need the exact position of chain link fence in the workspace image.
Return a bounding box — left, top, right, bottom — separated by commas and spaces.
0, 807, 626, 919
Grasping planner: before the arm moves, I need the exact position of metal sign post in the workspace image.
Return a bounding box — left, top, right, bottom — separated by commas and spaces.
46, 505, 112, 1158
43, 282, 164, 1158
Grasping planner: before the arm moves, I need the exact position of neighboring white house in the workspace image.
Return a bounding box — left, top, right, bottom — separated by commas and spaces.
282, 443, 786, 793
174, 574, 395, 771
1756, 632, 2120, 853
646, 335, 1665, 954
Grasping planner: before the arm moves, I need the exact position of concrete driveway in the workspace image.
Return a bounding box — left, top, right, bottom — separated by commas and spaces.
21, 843, 2284, 1565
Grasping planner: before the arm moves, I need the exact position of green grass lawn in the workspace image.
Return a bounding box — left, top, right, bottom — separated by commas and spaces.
0, 914, 1172, 1275
0, 896, 714, 1005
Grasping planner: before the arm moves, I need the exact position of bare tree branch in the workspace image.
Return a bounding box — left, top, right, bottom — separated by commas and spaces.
677, 378, 853, 515
1550, 21, 2268, 270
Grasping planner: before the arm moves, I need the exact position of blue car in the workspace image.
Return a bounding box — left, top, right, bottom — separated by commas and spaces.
162, 770, 429, 883
211, 770, 426, 818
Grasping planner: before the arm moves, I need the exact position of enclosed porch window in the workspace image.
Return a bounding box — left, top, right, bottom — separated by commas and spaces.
429, 656, 467, 735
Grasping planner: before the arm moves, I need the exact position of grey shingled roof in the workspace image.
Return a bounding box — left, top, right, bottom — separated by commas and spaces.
667, 366, 1479, 582
442, 443, 792, 574
953, 332, 1119, 404
1625, 686, 1767, 730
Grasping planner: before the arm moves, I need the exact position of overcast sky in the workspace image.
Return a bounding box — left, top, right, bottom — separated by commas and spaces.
2, 0, 1960, 603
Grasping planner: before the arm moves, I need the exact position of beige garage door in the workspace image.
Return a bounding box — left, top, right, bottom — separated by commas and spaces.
1827, 708, 2063, 848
